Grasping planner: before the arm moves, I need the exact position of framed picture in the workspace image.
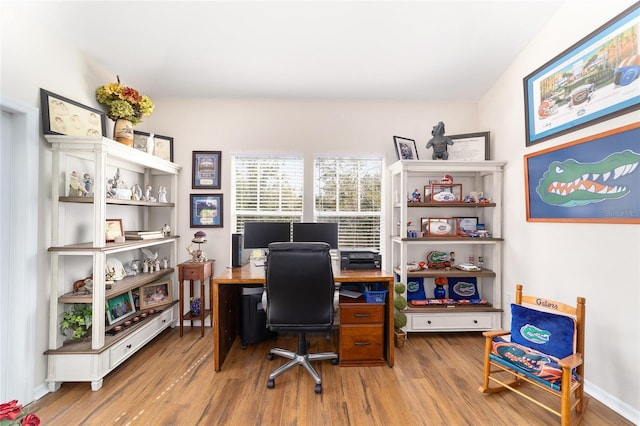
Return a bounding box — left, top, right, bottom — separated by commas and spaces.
133, 131, 174, 162
139, 280, 173, 310
106, 291, 136, 325
446, 132, 490, 161
524, 3, 640, 146
456, 217, 479, 232
105, 219, 124, 242
190, 194, 223, 227
524, 122, 640, 223
393, 136, 419, 160
40, 88, 107, 137
192, 151, 221, 189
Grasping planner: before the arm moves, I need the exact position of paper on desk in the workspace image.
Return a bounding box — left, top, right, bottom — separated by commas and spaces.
340, 288, 362, 298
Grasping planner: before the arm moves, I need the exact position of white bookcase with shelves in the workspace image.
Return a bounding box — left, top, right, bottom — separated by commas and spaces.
45, 135, 181, 391
389, 160, 505, 333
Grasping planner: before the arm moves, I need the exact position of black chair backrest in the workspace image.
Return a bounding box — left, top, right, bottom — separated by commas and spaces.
265, 242, 334, 330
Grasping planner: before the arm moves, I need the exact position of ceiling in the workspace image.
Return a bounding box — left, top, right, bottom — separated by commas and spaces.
16, 0, 565, 101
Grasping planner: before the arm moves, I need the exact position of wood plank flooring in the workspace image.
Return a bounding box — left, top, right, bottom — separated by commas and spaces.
26, 327, 632, 425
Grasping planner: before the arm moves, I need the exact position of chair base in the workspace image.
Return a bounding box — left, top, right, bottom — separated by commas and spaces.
267, 331, 338, 393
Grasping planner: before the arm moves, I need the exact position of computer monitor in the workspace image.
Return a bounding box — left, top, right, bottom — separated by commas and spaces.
243, 222, 291, 250
292, 222, 339, 249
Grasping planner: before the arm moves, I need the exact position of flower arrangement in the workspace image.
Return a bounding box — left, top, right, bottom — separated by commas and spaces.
0, 400, 40, 425
95, 82, 154, 125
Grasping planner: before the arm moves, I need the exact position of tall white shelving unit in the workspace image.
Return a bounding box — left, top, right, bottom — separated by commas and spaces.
45, 135, 181, 391
389, 160, 505, 332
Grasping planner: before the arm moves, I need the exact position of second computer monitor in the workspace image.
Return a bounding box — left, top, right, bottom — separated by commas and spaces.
292, 222, 339, 249
243, 222, 291, 250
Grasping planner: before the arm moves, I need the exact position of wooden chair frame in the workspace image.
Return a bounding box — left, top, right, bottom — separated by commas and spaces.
479, 284, 588, 426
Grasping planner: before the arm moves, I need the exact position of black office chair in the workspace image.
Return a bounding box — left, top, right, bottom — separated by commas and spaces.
264, 242, 339, 394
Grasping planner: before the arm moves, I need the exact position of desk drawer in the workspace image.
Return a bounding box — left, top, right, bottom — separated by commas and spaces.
181, 267, 202, 281
339, 324, 383, 361
411, 313, 493, 331
340, 303, 384, 324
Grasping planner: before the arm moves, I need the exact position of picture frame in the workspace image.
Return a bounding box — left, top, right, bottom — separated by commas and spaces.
190, 194, 223, 228
524, 122, 640, 223
192, 151, 221, 189
393, 136, 419, 160
523, 3, 640, 146
40, 88, 107, 137
139, 280, 173, 310
133, 131, 174, 162
455, 217, 479, 232
106, 291, 136, 325
105, 219, 124, 242
446, 132, 490, 161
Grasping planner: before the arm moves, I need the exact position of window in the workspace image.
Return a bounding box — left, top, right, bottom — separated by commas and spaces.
232, 154, 304, 232
314, 156, 383, 249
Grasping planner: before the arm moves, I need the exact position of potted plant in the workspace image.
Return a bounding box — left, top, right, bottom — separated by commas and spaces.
393, 282, 408, 348
60, 304, 92, 341
95, 79, 154, 146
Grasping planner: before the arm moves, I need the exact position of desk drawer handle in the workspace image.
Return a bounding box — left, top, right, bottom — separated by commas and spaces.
354, 313, 371, 318
126, 344, 132, 349
354, 341, 371, 346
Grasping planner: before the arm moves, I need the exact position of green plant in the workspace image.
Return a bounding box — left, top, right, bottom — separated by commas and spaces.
394, 283, 407, 330
95, 81, 154, 124
60, 304, 93, 340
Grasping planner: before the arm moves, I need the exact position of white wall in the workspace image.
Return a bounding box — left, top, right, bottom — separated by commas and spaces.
2, 1, 638, 422
479, 0, 639, 421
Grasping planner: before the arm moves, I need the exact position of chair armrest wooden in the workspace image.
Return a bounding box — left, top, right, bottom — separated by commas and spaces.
558, 353, 583, 369
482, 329, 510, 338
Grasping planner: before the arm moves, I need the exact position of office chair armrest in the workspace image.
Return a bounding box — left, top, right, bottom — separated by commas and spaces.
262, 287, 268, 312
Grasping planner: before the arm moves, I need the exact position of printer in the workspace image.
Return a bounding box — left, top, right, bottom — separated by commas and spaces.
340, 248, 382, 270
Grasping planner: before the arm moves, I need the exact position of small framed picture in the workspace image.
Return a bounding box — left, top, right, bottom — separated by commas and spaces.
192, 151, 221, 189
393, 136, 419, 160
190, 194, 223, 228
456, 217, 479, 232
40, 88, 107, 137
105, 219, 124, 242
106, 291, 136, 325
139, 280, 173, 310
133, 131, 174, 162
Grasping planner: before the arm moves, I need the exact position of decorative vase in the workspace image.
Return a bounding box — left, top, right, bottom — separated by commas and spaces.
146, 133, 155, 154
113, 119, 134, 146
434, 285, 446, 299
190, 297, 201, 316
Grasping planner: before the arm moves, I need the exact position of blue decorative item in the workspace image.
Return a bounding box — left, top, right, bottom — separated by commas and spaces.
190, 297, 201, 316
434, 285, 446, 299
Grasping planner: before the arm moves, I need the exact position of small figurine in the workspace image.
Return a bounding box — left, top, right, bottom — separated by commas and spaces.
157, 186, 167, 203
83, 173, 93, 195
69, 171, 88, 197
131, 184, 142, 201
411, 189, 421, 203
162, 257, 168, 269
426, 121, 454, 160
143, 185, 156, 202
162, 223, 171, 237
449, 251, 456, 266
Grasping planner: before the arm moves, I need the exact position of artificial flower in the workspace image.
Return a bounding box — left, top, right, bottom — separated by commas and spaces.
95, 81, 154, 125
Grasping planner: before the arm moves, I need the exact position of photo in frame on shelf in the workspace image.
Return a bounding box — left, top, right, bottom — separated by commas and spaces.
40, 88, 107, 137
445, 132, 490, 161
105, 291, 136, 325
523, 3, 640, 146
190, 193, 223, 227
105, 219, 124, 242
139, 280, 173, 310
393, 136, 419, 160
192, 151, 221, 189
133, 131, 174, 162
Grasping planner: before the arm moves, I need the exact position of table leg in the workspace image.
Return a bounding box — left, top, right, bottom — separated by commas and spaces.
200, 279, 205, 337
179, 280, 184, 337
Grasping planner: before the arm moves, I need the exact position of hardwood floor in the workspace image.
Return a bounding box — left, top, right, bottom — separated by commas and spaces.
27, 327, 632, 425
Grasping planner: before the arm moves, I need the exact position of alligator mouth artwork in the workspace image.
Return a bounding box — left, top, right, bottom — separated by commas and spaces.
536, 150, 640, 207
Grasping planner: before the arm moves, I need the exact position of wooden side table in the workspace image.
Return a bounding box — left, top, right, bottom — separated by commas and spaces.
178, 260, 214, 337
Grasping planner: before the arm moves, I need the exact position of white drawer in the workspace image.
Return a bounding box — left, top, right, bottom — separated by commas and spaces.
411, 313, 494, 331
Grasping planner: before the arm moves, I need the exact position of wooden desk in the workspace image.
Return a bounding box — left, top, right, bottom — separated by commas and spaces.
211, 262, 394, 371
178, 260, 214, 337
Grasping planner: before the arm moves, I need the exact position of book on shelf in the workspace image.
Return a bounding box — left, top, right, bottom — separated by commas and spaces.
124, 230, 164, 240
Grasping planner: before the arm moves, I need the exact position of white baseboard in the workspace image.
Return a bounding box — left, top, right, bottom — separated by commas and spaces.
585, 380, 639, 425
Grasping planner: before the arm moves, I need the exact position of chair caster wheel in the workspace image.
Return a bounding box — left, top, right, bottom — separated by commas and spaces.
267, 353, 274, 360
241, 343, 247, 350
331, 358, 339, 365
267, 379, 275, 389
314, 384, 322, 394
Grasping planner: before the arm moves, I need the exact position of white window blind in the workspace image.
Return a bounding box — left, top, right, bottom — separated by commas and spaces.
232, 154, 304, 232
314, 156, 383, 249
